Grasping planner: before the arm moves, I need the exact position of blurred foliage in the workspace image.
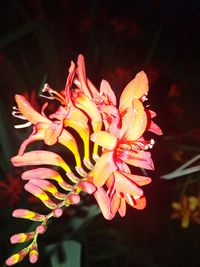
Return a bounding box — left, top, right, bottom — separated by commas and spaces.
0, 1, 200, 267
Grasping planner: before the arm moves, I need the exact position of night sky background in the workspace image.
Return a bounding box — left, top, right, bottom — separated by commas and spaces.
0, 1, 200, 267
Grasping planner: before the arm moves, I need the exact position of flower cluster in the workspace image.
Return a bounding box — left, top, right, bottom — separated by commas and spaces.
6, 55, 162, 265
171, 195, 200, 228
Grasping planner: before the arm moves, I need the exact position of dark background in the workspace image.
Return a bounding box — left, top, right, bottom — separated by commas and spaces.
0, 1, 200, 266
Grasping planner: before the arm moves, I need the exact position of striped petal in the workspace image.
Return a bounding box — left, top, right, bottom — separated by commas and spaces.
93, 152, 117, 187
10, 232, 35, 244
6, 248, 29, 266
24, 183, 57, 209
21, 168, 72, 191
12, 209, 45, 221
29, 179, 66, 200
11, 150, 71, 173
91, 131, 117, 150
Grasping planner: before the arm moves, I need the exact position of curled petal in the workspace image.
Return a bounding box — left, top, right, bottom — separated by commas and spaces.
146, 120, 163, 135
126, 195, 147, 210
44, 121, 64, 145
15, 95, 49, 124
93, 152, 117, 187
119, 71, 149, 112
18, 130, 44, 156
12, 209, 45, 221
11, 150, 71, 173
91, 131, 117, 150
94, 187, 114, 220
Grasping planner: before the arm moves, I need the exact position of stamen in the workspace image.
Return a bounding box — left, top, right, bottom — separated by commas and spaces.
14, 121, 32, 129
126, 193, 134, 206
73, 79, 81, 88
12, 110, 27, 120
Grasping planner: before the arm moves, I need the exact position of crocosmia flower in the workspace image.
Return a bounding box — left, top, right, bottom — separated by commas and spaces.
171, 195, 200, 228
6, 54, 162, 265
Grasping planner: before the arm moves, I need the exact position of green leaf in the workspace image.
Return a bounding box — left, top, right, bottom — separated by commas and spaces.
47, 240, 81, 267
69, 204, 101, 236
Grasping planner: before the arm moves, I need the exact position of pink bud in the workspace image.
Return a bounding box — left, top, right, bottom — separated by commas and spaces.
53, 208, 63, 218
67, 194, 80, 205
36, 225, 46, 234
78, 181, 96, 194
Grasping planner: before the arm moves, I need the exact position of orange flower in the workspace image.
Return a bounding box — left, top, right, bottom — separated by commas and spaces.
171, 195, 200, 228
7, 54, 162, 265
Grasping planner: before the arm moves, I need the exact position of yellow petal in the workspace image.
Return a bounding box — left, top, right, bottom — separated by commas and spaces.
121, 100, 147, 141
93, 152, 117, 187
119, 71, 149, 112
74, 92, 102, 132
91, 131, 117, 150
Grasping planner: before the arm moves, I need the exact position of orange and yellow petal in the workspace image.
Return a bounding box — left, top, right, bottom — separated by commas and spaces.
94, 187, 114, 220
24, 182, 57, 209
93, 152, 117, 187
114, 171, 143, 197
11, 150, 71, 173
121, 100, 147, 141
119, 71, 149, 112
12, 209, 45, 221
91, 131, 117, 150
